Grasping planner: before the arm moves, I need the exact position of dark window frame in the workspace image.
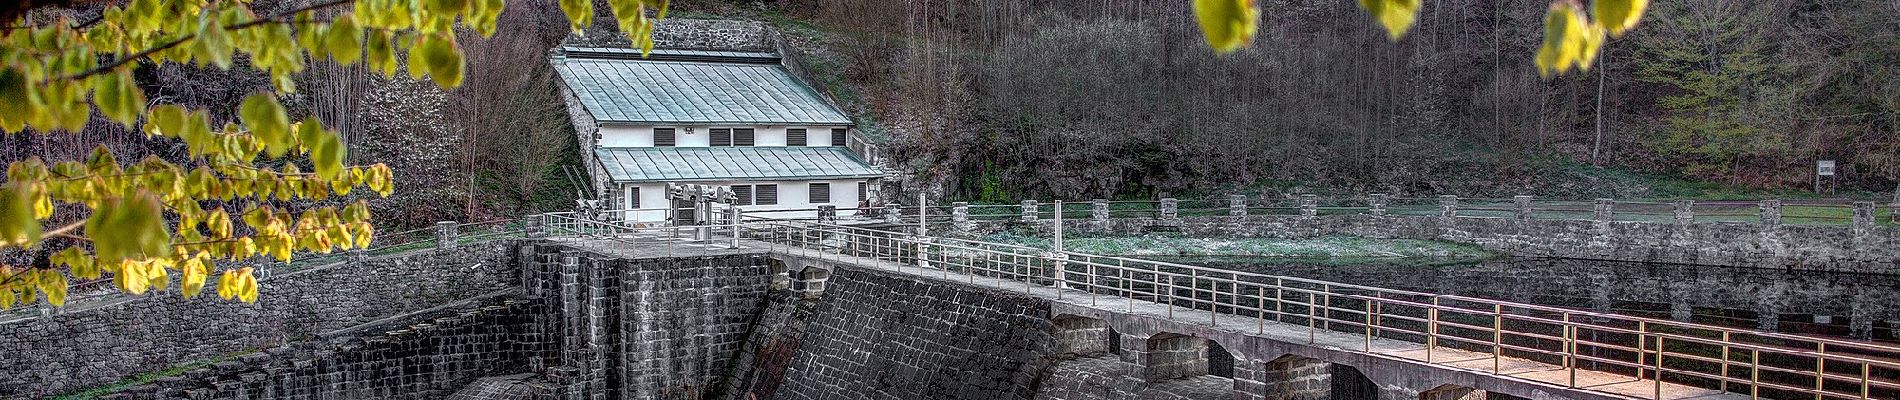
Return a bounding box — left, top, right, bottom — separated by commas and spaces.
809, 182, 831, 204
830, 128, 848, 146
787, 128, 807, 146
732, 185, 754, 206
653, 128, 675, 147
755, 184, 779, 205
711, 128, 733, 147
628, 186, 641, 209
734, 128, 755, 146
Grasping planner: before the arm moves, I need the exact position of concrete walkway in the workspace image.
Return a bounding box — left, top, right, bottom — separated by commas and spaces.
759, 241, 1750, 400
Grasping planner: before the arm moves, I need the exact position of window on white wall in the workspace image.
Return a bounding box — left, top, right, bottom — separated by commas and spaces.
654, 128, 675, 147
734, 128, 755, 146
787, 129, 807, 146
857, 181, 867, 202
809, 183, 831, 204
628, 186, 641, 209
711, 128, 733, 146
756, 184, 779, 205
830, 128, 847, 146
732, 185, 754, 206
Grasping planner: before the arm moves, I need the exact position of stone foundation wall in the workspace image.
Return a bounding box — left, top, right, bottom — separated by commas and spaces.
1031, 356, 1230, 400
0, 242, 521, 398
97, 297, 542, 400
521, 244, 778, 400
766, 264, 1062, 400
963, 214, 1900, 274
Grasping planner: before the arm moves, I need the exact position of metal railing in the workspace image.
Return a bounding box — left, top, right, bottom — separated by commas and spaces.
742, 219, 1900, 400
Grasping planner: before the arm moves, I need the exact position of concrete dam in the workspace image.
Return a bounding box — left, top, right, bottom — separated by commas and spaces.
2, 215, 1896, 400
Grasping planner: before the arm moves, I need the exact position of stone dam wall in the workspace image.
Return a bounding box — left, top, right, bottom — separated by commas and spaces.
961, 213, 1900, 274
0, 242, 520, 398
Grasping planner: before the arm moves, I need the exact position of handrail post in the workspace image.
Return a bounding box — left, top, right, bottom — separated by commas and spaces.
1493, 303, 1503, 374
1427, 297, 1438, 363
1364, 296, 1374, 352
1817, 343, 1827, 400
1655, 335, 1665, 400
728, 207, 741, 249
1751, 348, 1760, 400
1307, 290, 1317, 344
1566, 312, 1576, 388
1256, 285, 1266, 335
1721, 331, 1731, 393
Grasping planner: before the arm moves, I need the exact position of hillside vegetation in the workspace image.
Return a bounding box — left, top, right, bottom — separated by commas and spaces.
719, 0, 1900, 201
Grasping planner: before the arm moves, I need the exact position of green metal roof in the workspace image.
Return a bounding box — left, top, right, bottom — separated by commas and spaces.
553, 48, 853, 125
595, 147, 883, 183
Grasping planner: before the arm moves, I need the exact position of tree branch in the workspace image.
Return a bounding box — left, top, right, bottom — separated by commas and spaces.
57, 0, 356, 82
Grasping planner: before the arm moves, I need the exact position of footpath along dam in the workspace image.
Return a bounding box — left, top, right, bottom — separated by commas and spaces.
0, 199, 1896, 400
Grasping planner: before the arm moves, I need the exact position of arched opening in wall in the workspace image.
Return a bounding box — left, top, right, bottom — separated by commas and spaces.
1107, 326, 1121, 355
1207, 340, 1234, 378
1051, 315, 1111, 357
1141, 332, 1210, 382
1328, 363, 1380, 400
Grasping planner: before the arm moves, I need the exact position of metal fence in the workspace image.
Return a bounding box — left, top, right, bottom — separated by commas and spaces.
745, 219, 1900, 400
938, 196, 1895, 227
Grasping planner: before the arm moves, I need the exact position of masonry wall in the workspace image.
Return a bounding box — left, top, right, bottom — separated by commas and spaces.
764, 264, 1064, 400
1030, 356, 1230, 400
0, 242, 520, 398
965, 214, 1900, 274
97, 297, 543, 400
521, 244, 779, 400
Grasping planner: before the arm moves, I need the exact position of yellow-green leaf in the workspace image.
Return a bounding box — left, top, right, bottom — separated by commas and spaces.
1193, 0, 1259, 54
560, 0, 594, 34
326, 14, 364, 65
38, 271, 66, 307
415, 34, 464, 88
0, 67, 34, 133
1592, 0, 1647, 36
1358, 0, 1423, 41
1535, 3, 1593, 77
239, 93, 292, 158
0, 182, 43, 249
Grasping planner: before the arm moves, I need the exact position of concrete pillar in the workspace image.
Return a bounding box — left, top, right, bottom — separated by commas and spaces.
1021, 200, 1039, 222
1300, 194, 1319, 218
1853, 201, 1876, 233
1091, 199, 1110, 222
1759, 199, 1782, 228
435, 221, 458, 249
526, 214, 546, 238
1121, 333, 1208, 382
884, 203, 902, 224
1230, 194, 1248, 217
1593, 199, 1615, 222
1437, 195, 1458, 218
1671, 303, 1694, 322
1513, 195, 1533, 220
1368, 194, 1389, 217
1231, 361, 1270, 400
1159, 198, 1179, 220
1674, 200, 1696, 224
1051, 317, 1110, 356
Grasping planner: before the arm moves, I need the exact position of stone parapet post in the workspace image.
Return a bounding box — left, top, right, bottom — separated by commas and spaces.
1674, 200, 1696, 224
1760, 200, 1782, 228
1368, 194, 1388, 217
1091, 199, 1109, 222
951, 202, 970, 231
1437, 195, 1458, 218
435, 221, 458, 249
1159, 198, 1178, 220
883, 203, 902, 224
1513, 195, 1533, 220
1229, 194, 1247, 217
525, 214, 546, 238
1594, 199, 1615, 222
1853, 201, 1876, 233
1021, 200, 1039, 223
1299, 195, 1319, 218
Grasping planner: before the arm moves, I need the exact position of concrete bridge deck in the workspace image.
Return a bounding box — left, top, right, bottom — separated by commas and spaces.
763, 240, 1745, 400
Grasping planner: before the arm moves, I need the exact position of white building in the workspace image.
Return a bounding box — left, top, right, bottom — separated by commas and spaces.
553, 47, 884, 223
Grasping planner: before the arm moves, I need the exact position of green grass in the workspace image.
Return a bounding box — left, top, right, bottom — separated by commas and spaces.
980, 232, 1496, 261
51, 350, 256, 400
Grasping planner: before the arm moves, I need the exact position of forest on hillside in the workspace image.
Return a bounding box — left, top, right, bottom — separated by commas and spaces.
3, 0, 1895, 231
756, 0, 1900, 201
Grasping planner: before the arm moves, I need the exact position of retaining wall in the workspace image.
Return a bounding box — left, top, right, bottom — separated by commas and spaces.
0, 242, 521, 398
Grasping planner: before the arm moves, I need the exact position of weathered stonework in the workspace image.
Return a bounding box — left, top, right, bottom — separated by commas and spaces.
0, 242, 520, 398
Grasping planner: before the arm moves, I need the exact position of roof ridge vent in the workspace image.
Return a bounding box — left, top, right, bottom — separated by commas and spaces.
560, 47, 782, 64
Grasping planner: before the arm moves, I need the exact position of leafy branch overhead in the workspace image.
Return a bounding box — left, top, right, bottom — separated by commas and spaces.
1193, 0, 1649, 77
0, 0, 667, 308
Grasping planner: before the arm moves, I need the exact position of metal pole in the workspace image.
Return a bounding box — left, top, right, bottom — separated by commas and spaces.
1256, 285, 1265, 335
1655, 335, 1665, 400
1054, 200, 1066, 290
1364, 297, 1373, 352
1817, 343, 1827, 400
1308, 291, 1317, 344
1566, 312, 1577, 388
1752, 348, 1761, 400
1494, 303, 1503, 374
1721, 331, 1731, 393
1428, 297, 1439, 363
918, 191, 927, 237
